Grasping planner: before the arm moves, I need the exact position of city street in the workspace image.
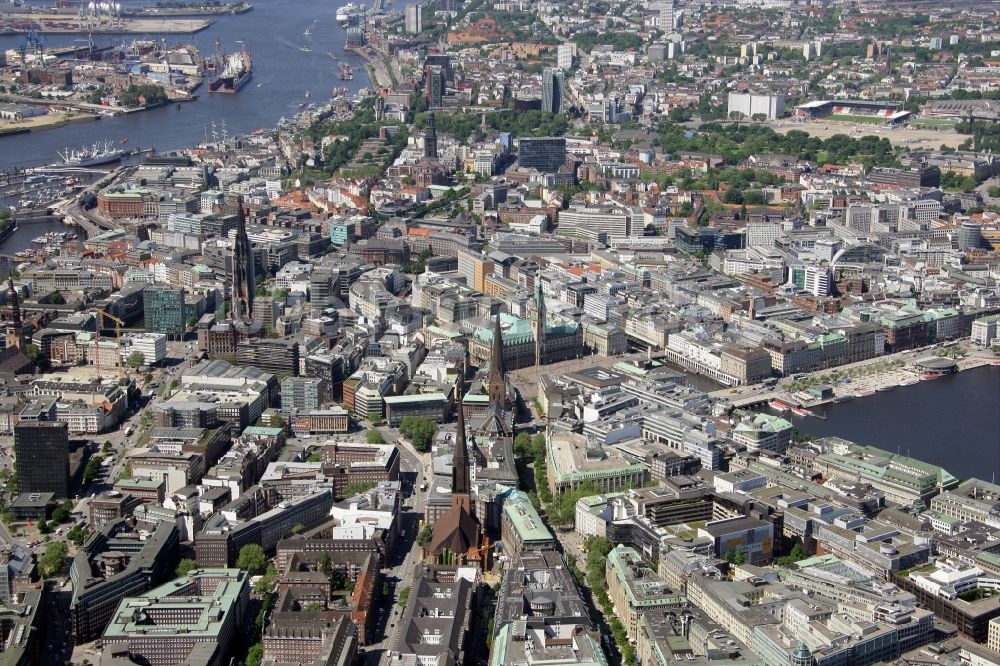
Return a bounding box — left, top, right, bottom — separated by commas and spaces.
364, 425, 430, 666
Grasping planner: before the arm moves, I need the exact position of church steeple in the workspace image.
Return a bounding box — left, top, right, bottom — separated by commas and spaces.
452, 392, 470, 503
6, 276, 24, 351
533, 278, 546, 367
231, 195, 255, 325
487, 313, 506, 407
424, 111, 438, 159
427, 382, 485, 569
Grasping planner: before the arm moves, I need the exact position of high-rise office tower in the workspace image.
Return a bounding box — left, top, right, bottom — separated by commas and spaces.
143, 285, 186, 339
405, 4, 422, 34
231, 196, 255, 324
15, 421, 70, 498
5, 276, 24, 351
659, 0, 675, 31
517, 137, 567, 173
542, 67, 564, 114
424, 65, 445, 108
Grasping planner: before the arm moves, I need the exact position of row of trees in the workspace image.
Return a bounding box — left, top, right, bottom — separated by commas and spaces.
412, 109, 569, 145
656, 123, 898, 170
581, 536, 633, 666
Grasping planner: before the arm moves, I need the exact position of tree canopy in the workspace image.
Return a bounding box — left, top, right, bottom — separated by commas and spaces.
236, 544, 267, 575
176, 558, 198, 577
399, 416, 437, 452
39, 541, 67, 578
126, 350, 145, 369
343, 481, 376, 497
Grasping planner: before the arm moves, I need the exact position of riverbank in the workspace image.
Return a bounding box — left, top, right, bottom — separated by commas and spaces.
133, 2, 253, 17
0, 110, 99, 136
0, 15, 213, 34
349, 46, 394, 88
0, 0, 374, 170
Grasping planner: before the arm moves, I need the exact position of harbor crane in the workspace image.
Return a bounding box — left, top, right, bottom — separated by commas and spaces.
93, 308, 124, 379
20, 29, 45, 62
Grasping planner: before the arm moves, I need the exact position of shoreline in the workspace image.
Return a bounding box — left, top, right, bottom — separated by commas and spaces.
712, 339, 997, 412
0, 112, 99, 137
349, 46, 394, 88
0, 16, 213, 34
132, 3, 253, 17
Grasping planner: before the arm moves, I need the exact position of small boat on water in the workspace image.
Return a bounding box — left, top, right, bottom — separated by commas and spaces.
791, 407, 812, 417
300, 46, 312, 53
768, 400, 791, 413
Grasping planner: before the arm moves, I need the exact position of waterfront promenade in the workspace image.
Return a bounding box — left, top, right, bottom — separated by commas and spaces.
711, 338, 997, 409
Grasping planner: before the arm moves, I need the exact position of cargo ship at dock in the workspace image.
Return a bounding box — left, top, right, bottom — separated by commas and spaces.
55, 141, 126, 168
208, 41, 252, 93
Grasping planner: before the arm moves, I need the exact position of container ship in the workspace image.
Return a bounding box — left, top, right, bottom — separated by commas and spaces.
209, 41, 252, 93
55, 141, 126, 167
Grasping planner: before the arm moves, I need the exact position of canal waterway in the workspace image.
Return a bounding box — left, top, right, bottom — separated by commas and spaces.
777, 365, 1000, 482
0, 0, 374, 169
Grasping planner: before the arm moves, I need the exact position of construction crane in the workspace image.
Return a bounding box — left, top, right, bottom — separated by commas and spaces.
94, 308, 125, 379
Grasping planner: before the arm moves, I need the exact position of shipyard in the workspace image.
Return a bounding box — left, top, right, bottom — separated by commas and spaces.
0, 35, 217, 136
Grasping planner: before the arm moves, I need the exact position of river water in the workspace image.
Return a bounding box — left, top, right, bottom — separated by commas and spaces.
778, 365, 1000, 481
2, 220, 80, 254
0, 0, 374, 170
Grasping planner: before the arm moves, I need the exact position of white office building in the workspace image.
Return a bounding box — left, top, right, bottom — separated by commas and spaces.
658, 0, 675, 30
123, 332, 167, 365
727, 92, 786, 120
803, 265, 831, 297
557, 43, 575, 70
745, 222, 783, 249
405, 4, 422, 34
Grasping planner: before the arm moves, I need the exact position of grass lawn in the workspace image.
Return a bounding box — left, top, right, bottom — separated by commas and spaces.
907, 118, 958, 129
828, 114, 889, 125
